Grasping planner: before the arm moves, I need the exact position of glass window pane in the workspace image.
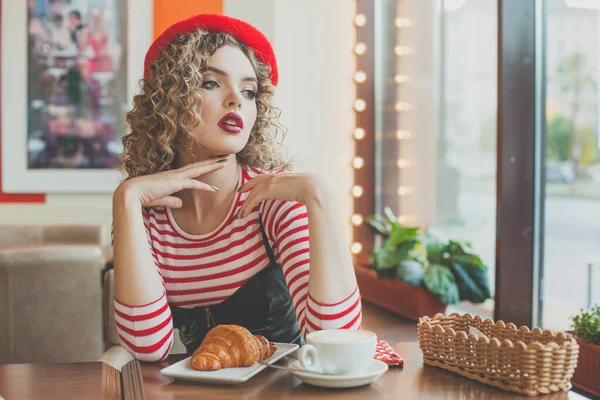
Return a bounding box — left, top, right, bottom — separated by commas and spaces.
436, 0, 497, 317
542, 0, 600, 331
373, 0, 497, 318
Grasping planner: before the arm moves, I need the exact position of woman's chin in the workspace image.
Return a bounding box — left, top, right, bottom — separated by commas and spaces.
194, 134, 249, 156
200, 144, 245, 156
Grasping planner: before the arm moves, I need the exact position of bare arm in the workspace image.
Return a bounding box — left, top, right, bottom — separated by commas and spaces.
111, 184, 171, 362
112, 186, 164, 306
111, 158, 226, 361
112, 157, 226, 306
261, 191, 361, 334
238, 174, 358, 306
303, 180, 358, 304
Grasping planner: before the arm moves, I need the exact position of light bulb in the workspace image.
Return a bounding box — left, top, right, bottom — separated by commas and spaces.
396, 129, 411, 139
395, 17, 411, 27
395, 46, 413, 56
397, 215, 410, 224
354, 70, 367, 83
395, 102, 412, 112
354, 99, 367, 112
355, 42, 367, 55
352, 185, 364, 198
397, 186, 413, 196
352, 156, 365, 169
394, 74, 411, 83
355, 14, 367, 27
351, 214, 364, 226
397, 158, 410, 168
351, 242, 363, 254
354, 128, 366, 140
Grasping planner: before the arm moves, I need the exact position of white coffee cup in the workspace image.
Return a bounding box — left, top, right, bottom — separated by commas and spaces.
296, 329, 377, 375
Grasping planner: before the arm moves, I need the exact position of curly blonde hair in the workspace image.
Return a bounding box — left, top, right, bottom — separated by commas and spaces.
119, 30, 291, 179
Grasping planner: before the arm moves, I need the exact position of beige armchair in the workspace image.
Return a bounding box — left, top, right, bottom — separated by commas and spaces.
0, 222, 185, 365
0, 225, 105, 364
0, 224, 103, 247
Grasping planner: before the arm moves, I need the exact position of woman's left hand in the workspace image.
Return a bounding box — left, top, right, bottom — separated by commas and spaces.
235, 172, 326, 219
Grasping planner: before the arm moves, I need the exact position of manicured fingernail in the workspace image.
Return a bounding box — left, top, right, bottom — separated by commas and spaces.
236, 186, 243, 192
210, 185, 219, 192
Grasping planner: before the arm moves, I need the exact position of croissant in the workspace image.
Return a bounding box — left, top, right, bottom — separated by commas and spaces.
190, 325, 277, 371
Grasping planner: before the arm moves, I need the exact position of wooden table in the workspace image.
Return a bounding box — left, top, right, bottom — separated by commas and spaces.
0, 362, 121, 399
0, 342, 593, 399
0, 300, 593, 399
140, 342, 592, 400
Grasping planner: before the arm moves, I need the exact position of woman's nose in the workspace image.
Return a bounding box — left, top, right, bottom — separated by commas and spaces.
224, 89, 243, 109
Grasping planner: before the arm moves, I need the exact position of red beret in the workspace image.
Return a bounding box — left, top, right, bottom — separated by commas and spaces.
144, 14, 278, 86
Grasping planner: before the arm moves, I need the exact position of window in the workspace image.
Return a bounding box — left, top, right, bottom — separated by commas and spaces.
542, 0, 600, 331
358, 0, 599, 327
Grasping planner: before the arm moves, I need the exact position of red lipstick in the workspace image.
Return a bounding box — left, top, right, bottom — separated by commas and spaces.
218, 112, 244, 134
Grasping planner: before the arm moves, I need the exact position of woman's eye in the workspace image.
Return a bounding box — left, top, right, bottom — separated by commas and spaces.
202, 80, 219, 89
243, 89, 256, 99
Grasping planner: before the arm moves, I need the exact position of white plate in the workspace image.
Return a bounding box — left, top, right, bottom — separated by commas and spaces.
288, 359, 388, 388
160, 342, 299, 384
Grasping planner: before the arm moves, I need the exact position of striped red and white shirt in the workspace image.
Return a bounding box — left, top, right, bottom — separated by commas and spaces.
113, 165, 362, 362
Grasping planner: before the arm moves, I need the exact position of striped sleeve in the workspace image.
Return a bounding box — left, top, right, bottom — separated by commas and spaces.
111, 209, 173, 362
261, 199, 362, 337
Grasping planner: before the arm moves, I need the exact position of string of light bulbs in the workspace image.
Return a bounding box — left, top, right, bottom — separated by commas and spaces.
393, 5, 414, 226
351, 10, 368, 256
351, 4, 414, 256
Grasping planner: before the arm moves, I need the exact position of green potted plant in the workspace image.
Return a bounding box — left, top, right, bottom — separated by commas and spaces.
570, 305, 600, 398
420, 229, 491, 305
353, 207, 491, 321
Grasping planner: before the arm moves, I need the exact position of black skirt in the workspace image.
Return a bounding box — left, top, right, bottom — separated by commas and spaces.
170, 211, 304, 354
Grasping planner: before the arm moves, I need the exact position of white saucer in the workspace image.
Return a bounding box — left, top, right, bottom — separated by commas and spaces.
288, 359, 388, 388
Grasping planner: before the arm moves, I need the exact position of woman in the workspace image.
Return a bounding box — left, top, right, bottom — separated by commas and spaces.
85, 8, 114, 73
112, 14, 361, 362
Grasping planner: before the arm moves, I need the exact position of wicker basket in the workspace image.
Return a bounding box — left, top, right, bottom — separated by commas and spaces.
417, 313, 580, 396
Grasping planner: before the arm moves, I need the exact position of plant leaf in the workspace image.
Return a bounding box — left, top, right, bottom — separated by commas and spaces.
374, 247, 402, 270
374, 238, 422, 270
440, 281, 460, 304
423, 263, 456, 301
453, 253, 487, 270
408, 241, 428, 263
384, 227, 420, 250
570, 305, 600, 345
447, 240, 472, 256
365, 216, 391, 237
395, 259, 425, 286
383, 207, 399, 230
424, 230, 447, 264
450, 262, 491, 303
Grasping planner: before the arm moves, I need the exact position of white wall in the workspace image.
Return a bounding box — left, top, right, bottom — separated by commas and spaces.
227, 0, 357, 238
225, 0, 276, 42
0, 1, 356, 245
275, 0, 356, 239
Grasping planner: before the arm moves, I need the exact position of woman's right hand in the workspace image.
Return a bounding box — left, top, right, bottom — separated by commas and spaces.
114, 156, 228, 209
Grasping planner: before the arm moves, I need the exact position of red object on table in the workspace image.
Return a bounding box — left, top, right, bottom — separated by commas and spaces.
375, 340, 404, 367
